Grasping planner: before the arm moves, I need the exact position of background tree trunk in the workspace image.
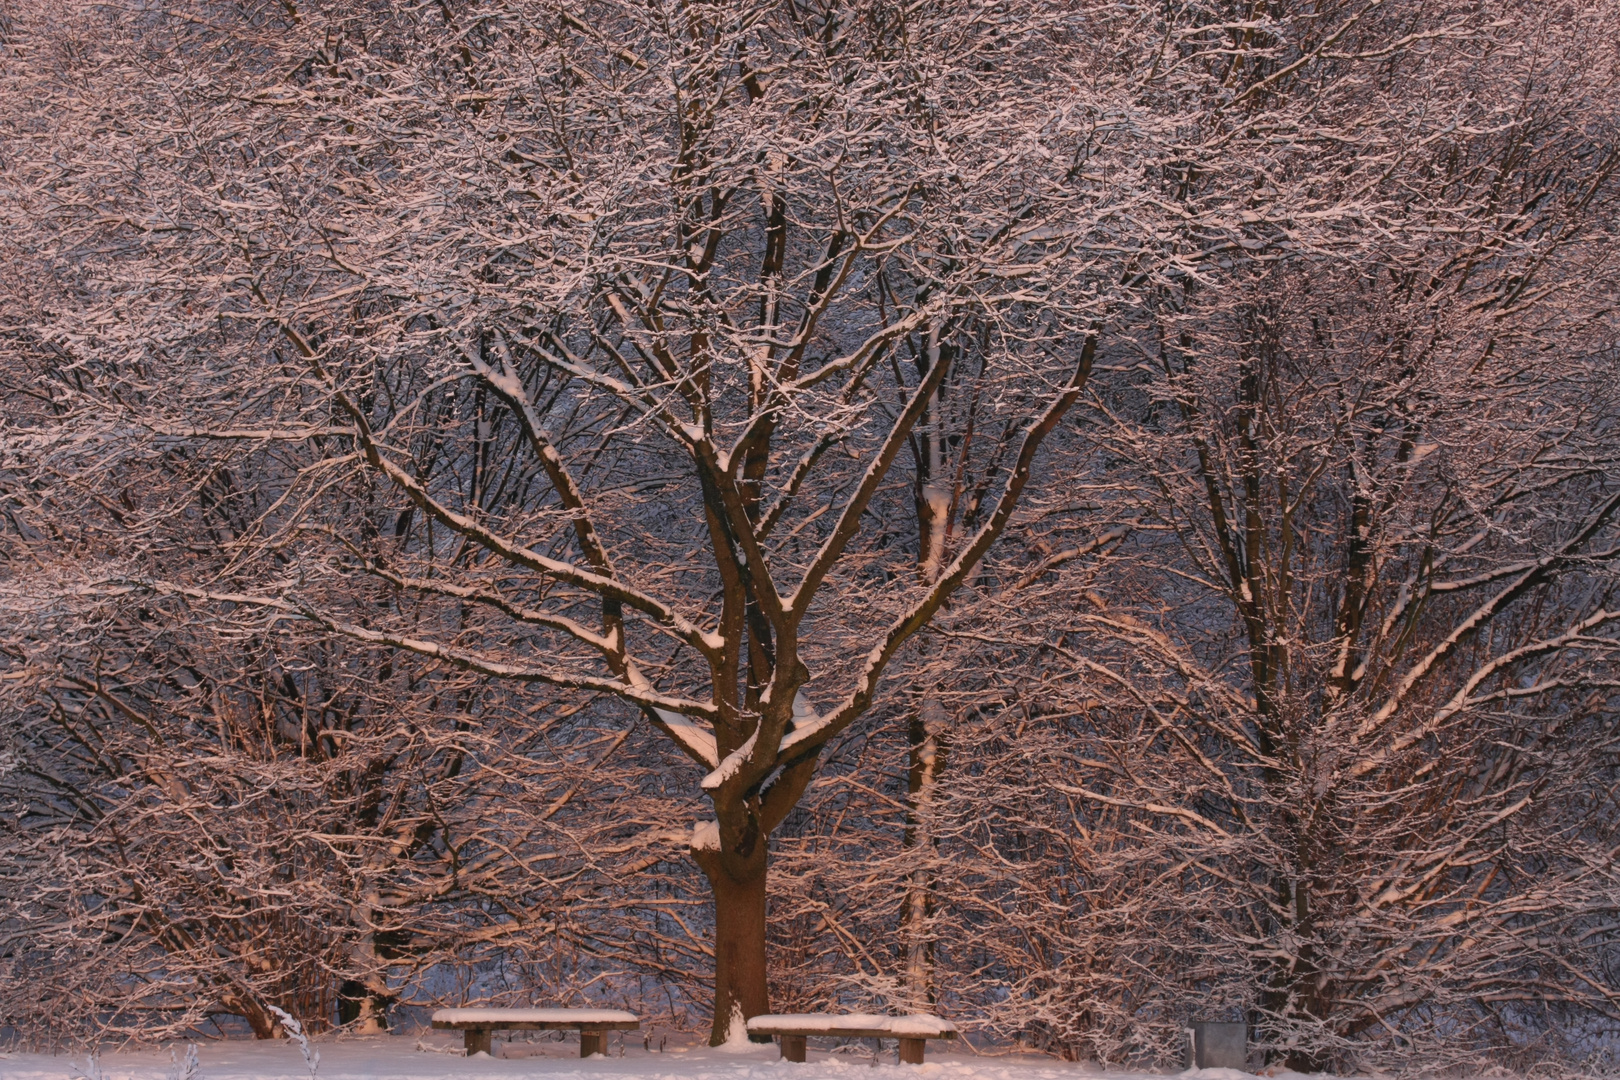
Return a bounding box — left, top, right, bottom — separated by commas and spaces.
902, 695, 948, 1008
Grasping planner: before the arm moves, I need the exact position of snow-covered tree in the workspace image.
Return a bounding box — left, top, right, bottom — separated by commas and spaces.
3, 0, 1617, 1065
762, 0, 1620, 1069
0, 0, 1149, 1044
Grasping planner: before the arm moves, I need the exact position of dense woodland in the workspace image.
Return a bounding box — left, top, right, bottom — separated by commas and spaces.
1, 0, 1617, 1073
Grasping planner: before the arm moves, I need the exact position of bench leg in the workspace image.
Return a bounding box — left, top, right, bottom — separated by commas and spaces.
779, 1035, 807, 1063
580, 1031, 606, 1058
898, 1038, 926, 1065
464, 1029, 493, 1056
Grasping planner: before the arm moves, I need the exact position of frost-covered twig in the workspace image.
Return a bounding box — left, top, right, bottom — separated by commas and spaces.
267, 1006, 319, 1080
67, 1052, 104, 1080
164, 1044, 199, 1080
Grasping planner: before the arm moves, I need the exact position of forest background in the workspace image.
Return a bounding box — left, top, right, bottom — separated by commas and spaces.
1, 0, 1618, 1074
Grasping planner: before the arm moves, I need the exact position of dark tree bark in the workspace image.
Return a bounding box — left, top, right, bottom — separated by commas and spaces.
694, 844, 772, 1043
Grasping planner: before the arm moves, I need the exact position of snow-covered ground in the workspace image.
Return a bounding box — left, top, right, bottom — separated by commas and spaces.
0, 1032, 1274, 1080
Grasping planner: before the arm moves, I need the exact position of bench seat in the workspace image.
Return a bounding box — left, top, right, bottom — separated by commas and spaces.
431, 1008, 640, 1057
746, 1013, 957, 1064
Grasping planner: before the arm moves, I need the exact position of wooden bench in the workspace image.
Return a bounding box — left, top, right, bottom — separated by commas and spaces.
745, 1013, 957, 1064
430, 1008, 640, 1058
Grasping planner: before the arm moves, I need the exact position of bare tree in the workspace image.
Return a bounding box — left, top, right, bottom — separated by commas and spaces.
0, 413, 704, 1044
5, 0, 1616, 1065
0, 244, 700, 1045
0, 0, 1143, 1044
934, 2, 1620, 1064
759, 0, 1620, 1069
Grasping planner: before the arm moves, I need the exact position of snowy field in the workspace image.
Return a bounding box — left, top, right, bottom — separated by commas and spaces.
0, 1033, 1278, 1080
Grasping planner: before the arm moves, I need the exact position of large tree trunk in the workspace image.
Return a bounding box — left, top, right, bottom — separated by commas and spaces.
218, 990, 282, 1040
695, 841, 772, 1045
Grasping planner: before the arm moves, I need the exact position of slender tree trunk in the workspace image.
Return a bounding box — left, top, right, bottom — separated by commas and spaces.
339, 888, 393, 1033
695, 843, 772, 1045
902, 695, 948, 1009
338, 981, 390, 1033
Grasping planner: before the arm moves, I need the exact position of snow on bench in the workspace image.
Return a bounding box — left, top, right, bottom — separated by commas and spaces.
746, 1013, 958, 1064
430, 1008, 640, 1058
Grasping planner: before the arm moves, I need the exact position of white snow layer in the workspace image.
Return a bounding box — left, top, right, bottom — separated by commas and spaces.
651, 706, 718, 767
714, 1003, 755, 1055
0, 1033, 1354, 1080
626, 663, 718, 767
691, 820, 720, 851
433, 1009, 639, 1025
700, 727, 757, 791
778, 691, 829, 753
746, 1014, 956, 1037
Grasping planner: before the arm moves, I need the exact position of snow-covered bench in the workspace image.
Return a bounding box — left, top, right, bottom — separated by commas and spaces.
430, 1008, 640, 1058
745, 1013, 958, 1064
